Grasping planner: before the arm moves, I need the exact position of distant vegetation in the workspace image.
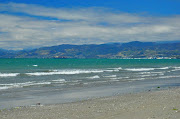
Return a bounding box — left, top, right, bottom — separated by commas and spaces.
1, 41, 180, 59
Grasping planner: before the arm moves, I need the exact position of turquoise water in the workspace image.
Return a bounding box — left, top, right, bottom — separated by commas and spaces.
0, 58, 180, 71
0, 59, 180, 109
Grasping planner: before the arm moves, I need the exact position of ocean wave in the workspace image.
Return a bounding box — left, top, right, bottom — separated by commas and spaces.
128, 78, 147, 81
171, 70, 180, 72
104, 70, 116, 72
51, 79, 66, 83
103, 75, 117, 78
125, 68, 155, 71
139, 72, 151, 74
95, 81, 108, 83
140, 75, 154, 77
151, 72, 164, 74
87, 75, 100, 79
0, 81, 52, 90
106, 67, 122, 72
32, 65, 38, 67
0, 86, 9, 90
171, 67, 180, 72
156, 67, 169, 70
139, 72, 164, 77
26, 69, 104, 76
108, 78, 122, 82
174, 67, 180, 69
124, 66, 172, 72
158, 75, 180, 79
123, 77, 130, 79
0, 73, 19, 77
109, 79, 119, 82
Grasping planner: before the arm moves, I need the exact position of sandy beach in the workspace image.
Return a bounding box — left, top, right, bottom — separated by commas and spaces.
0, 88, 180, 119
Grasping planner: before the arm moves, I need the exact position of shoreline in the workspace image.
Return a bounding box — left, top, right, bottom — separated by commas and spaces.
1, 87, 180, 119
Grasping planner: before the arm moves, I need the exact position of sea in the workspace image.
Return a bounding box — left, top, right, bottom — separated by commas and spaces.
0, 59, 180, 109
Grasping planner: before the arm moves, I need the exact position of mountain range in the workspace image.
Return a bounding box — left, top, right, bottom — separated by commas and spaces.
1, 41, 180, 59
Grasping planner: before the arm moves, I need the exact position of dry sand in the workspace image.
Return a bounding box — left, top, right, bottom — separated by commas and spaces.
0, 88, 180, 119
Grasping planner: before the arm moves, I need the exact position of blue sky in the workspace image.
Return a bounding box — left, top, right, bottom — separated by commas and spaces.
0, 0, 180, 50
1, 0, 180, 15
1, 0, 179, 15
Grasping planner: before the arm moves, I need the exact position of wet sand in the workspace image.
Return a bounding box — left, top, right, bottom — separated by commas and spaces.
0, 88, 180, 119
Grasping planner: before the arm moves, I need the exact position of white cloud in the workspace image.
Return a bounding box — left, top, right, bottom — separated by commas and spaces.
0, 2, 180, 50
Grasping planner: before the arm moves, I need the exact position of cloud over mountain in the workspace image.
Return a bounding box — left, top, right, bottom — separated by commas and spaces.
0, 2, 180, 50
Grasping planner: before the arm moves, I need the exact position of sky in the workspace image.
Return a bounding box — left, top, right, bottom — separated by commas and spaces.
0, 0, 180, 50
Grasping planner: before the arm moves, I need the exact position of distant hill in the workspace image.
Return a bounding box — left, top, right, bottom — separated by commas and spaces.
1, 41, 180, 59
0, 49, 16, 58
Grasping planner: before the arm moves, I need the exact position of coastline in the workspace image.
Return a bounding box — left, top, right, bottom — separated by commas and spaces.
1, 87, 180, 119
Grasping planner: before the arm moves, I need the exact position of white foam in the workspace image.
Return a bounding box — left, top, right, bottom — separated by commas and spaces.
174, 67, 180, 69
32, 65, 38, 67
71, 80, 81, 83
0, 81, 52, 90
0, 73, 19, 77
95, 81, 107, 83
106, 67, 122, 72
171, 67, 180, 72
171, 70, 180, 72
117, 67, 122, 70
103, 75, 117, 78
125, 68, 155, 71
148, 72, 164, 76
26, 69, 104, 76
139, 72, 151, 74
108, 77, 123, 81
140, 75, 153, 77
14, 81, 51, 87
156, 67, 169, 70
0, 86, 9, 90
52, 79, 66, 82
87, 75, 100, 79
34, 82, 51, 85
158, 73, 164, 76
104, 70, 115, 72
0, 84, 14, 86
83, 83, 89, 85
129, 78, 146, 81
158, 75, 180, 79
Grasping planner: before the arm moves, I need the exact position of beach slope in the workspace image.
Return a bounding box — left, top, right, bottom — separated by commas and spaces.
0, 88, 180, 119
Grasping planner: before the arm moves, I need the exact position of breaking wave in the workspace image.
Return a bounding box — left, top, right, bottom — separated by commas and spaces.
26, 69, 104, 76
0, 81, 52, 90
87, 75, 100, 79
0, 73, 19, 77
125, 68, 155, 71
